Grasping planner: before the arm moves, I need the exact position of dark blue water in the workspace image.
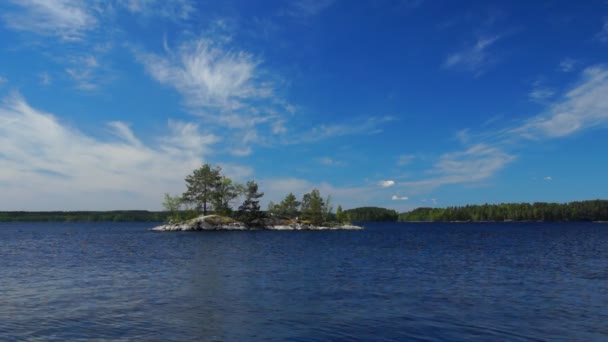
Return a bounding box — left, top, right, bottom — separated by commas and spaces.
1, 222, 607, 341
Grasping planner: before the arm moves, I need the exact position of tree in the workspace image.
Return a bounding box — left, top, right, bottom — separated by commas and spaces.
182, 164, 222, 215
238, 181, 264, 226
212, 176, 243, 216
267, 201, 277, 214
323, 195, 333, 221
162, 193, 183, 222
301, 188, 324, 225
277, 193, 301, 218
336, 205, 348, 223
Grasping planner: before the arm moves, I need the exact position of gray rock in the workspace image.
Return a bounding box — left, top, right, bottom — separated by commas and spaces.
151, 215, 363, 231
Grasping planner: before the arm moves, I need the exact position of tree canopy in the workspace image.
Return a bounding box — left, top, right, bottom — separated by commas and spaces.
399, 200, 608, 222
343, 207, 399, 222
237, 181, 264, 225
182, 164, 222, 215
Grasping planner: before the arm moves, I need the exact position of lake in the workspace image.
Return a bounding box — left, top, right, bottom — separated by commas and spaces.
1, 222, 607, 341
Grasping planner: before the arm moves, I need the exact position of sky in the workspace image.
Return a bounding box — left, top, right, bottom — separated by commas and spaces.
1, 0, 607, 211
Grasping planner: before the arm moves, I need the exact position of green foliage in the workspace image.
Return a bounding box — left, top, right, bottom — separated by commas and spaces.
270, 193, 301, 218
301, 189, 325, 225
335, 205, 348, 223
162, 193, 183, 222
212, 176, 243, 216
182, 164, 222, 215
323, 195, 333, 222
398, 200, 608, 222
237, 181, 264, 226
343, 207, 399, 222
0, 211, 170, 222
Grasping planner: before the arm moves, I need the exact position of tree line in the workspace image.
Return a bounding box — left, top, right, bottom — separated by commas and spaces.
0, 211, 169, 222
398, 200, 608, 222
342, 207, 399, 222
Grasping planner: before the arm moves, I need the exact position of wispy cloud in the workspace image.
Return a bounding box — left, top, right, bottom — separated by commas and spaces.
0, 76, 7, 85
443, 35, 502, 75
65, 55, 102, 90
290, 116, 395, 144
401, 144, 516, 191
282, 0, 335, 17
544, 176, 553, 181
117, 0, 195, 20
136, 38, 284, 128
595, 18, 608, 43
404, 65, 608, 194
0, 93, 219, 210
514, 66, 608, 138
559, 58, 577, 72
391, 195, 408, 200
2, 0, 97, 41
528, 80, 555, 103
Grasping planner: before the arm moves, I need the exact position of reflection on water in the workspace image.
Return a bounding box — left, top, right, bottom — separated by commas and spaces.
1, 222, 607, 340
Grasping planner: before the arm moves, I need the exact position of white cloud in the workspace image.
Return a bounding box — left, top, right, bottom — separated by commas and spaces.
544, 176, 553, 181
443, 35, 501, 75
379, 180, 396, 188
0, 93, 220, 210
0, 76, 7, 85
391, 195, 408, 200
136, 37, 288, 139
65, 55, 102, 90
138, 38, 268, 112
402, 144, 515, 190
118, 0, 194, 20
397, 154, 415, 166
2, 0, 97, 41
514, 66, 608, 138
559, 58, 576, 72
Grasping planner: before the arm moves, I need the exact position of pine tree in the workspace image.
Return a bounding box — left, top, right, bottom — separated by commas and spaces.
238, 181, 264, 226
301, 189, 324, 225
182, 164, 222, 215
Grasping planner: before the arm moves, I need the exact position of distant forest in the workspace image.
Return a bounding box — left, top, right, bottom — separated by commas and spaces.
343, 207, 399, 222
398, 200, 608, 222
1, 200, 607, 222
0, 211, 169, 222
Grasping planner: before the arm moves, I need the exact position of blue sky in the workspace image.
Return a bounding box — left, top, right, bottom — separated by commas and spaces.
1, 0, 607, 211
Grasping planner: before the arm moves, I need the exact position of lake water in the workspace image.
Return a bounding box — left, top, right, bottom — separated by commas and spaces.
1, 222, 607, 341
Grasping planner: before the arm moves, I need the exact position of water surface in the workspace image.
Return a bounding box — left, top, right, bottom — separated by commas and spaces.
1, 222, 607, 341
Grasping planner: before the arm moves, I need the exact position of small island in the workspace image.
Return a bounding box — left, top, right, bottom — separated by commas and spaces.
153, 164, 363, 231
151, 214, 362, 231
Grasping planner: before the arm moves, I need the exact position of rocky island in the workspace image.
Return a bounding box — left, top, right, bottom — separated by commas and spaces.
151, 214, 363, 231
157, 163, 362, 232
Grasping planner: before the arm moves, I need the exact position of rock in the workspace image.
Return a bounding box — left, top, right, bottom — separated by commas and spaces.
151, 215, 363, 231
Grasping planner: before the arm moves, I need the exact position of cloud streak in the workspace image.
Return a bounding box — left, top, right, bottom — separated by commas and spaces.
443, 35, 502, 75
514, 66, 608, 138
118, 0, 195, 19
2, 0, 97, 41
401, 144, 515, 191
0, 93, 219, 210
